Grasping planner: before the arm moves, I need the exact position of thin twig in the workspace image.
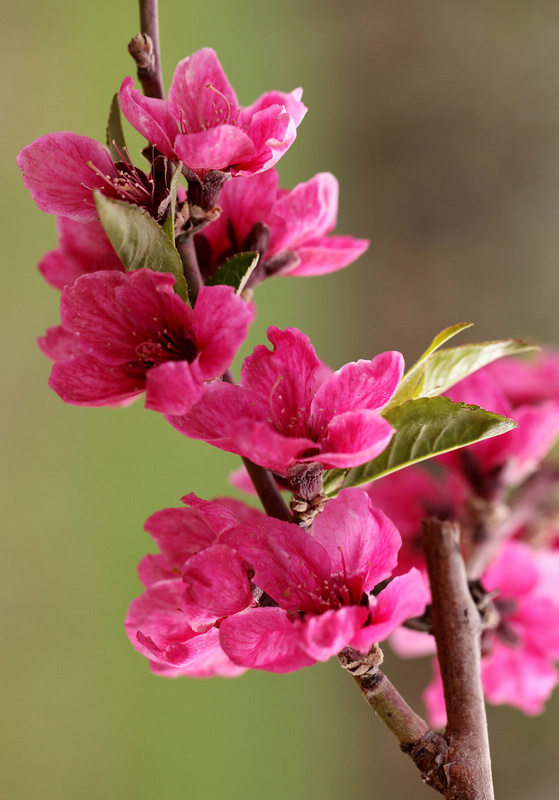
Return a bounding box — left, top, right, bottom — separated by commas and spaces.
176, 236, 204, 306
339, 646, 430, 744
129, 0, 165, 100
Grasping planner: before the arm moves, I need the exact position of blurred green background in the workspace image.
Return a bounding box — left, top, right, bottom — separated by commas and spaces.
4, 1, 559, 797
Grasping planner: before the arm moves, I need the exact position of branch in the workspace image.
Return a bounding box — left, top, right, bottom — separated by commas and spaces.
129, 0, 165, 100
176, 235, 204, 306
241, 457, 292, 523
339, 646, 430, 744
423, 518, 495, 800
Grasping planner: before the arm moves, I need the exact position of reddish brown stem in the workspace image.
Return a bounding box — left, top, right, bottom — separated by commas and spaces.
129, 0, 165, 100
423, 519, 495, 800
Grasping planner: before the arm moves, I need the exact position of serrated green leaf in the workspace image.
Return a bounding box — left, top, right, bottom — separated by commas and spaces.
105, 94, 127, 162
205, 252, 259, 294
94, 191, 188, 302
322, 396, 517, 496
389, 322, 473, 407
162, 160, 183, 245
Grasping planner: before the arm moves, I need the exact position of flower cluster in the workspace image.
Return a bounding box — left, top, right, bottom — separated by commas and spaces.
20, 34, 559, 736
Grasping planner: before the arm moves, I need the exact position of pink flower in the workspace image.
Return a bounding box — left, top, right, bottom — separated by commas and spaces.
47, 269, 252, 414
195, 169, 369, 285
119, 48, 307, 180
215, 489, 428, 672
168, 327, 404, 478
126, 494, 261, 677
18, 135, 171, 223
39, 217, 124, 290
444, 356, 559, 491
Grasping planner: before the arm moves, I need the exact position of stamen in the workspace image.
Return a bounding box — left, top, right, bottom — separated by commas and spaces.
206, 83, 232, 125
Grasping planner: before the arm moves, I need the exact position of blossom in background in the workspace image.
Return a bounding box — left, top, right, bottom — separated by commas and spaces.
415, 542, 559, 725
45, 269, 252, 414
18, 136, 171, 223
444, 355, 559, 493
168, 326, 404, 478
365, 465, 468, 576
127, 489, 428, 676
194, 169, 369, 285
119, 47, 307, 179
126, 494, 261, 677
38, 217, 124, 290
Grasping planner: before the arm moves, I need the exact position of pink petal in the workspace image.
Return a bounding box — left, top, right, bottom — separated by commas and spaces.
168, 49, 239, 134
145, 358, 205, 415
287, 236, 370, 277
481, 641, 558, 714
49, 353, 142, 406
500, 402, 559, 484
181, 544, 253, 631
318, 409, 395, 468
119, 76, 177, 159
38, 325, 79, 362
223, 516, 331, 612
39, 218, 123, 290
311, 489, 401, 590
241, 326, 320, 426
193, 285, 253, 378
423, 660, 447, 729
312, 351, 405, 423
180, 493, 250, 534
483, 541, 539, 598
302, 606, 369, 661
174, 125, 256, 175
59, 271, 139, 363
217, 169, 279, 240
126, 579, 241, 677
18, 132, 117, 222
233, 104, 294, 176
219, 607, 315, 673
350, 569, 429, 650
114, 269, 192, 332
269, 173, 340, 253
235, 88, 307, 175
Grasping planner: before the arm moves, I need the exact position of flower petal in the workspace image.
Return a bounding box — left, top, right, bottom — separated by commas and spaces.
119, 76, 177, 159
168, 49, 239, 134
312, 351, 405, 424
317, 409, 395, 468
193, 285, 253, 379
219, 607, 315, 673
18, 132, 117, 221
311, 489, 401, 589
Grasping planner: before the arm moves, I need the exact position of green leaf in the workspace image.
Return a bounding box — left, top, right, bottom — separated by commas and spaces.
389, 322, 473, 407
105, 94, 127, 162
205, 252, 259, 294
322, 396, 517, 496
162, 160, 183, 245
94, 191, 188, 302
417, 339, 538, 399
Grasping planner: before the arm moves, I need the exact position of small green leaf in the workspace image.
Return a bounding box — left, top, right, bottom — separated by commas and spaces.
322, 396, 517, 496
162, 160, 183, 245
417, 339, 538, 399
95, 191, 188, 302
389, 323, 473, 407
105, 94, 127, 161
205, 252, 259, 294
